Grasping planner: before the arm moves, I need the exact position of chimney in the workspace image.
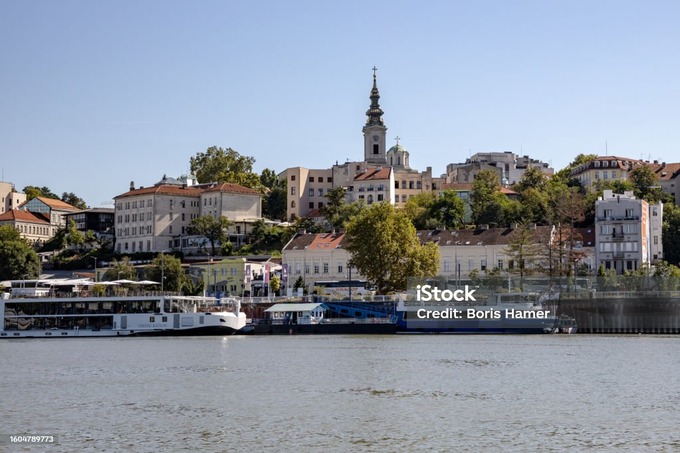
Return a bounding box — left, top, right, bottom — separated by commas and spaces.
130, 181, 135, 191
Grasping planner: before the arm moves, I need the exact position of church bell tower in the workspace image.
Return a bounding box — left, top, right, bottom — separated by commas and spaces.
363, 67, 388, 165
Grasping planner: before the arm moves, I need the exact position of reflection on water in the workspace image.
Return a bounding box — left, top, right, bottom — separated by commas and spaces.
2, 335, 679, 452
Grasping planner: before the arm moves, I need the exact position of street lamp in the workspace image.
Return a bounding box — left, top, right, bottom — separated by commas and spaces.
92, 257, 97, 283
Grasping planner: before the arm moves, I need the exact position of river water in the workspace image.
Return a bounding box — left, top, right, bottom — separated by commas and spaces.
1, 335, 679, 452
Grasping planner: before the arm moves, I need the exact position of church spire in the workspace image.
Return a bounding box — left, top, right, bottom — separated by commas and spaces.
365, 66, 384, 126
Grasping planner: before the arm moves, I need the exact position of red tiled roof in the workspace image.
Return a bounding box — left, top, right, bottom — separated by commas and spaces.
115, 183, 260, 198
354, 167, 391, 181
284, 232, 348, 251
651, 162, 680, 181
200, 182, 261, 195
115, 185, 204, 199
0, 210, 50, 224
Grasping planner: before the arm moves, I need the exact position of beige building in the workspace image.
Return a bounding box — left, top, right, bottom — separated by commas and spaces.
445, 152, 553, 186
0, 209, 52, 245
568, 156, 646, 190
282, 232, 358, 289
0, 181, 26, 214
114, 175, 262, 254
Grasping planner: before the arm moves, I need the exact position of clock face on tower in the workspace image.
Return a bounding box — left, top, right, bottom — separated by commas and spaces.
372, 135, 380, 143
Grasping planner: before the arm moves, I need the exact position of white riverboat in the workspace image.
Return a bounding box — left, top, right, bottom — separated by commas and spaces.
1, 279, 248, 338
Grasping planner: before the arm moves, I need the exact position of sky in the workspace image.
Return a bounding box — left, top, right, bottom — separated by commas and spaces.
2, 0, 679, 207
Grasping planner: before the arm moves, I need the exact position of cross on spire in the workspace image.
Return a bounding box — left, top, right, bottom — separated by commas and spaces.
395, 136, 400, 146
372, 66, 378, 77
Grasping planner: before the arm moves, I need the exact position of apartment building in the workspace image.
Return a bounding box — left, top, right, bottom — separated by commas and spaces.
595, 190, 663, 274
114, 175, 262, 254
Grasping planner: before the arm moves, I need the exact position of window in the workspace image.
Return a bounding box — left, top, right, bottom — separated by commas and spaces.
318, 202, 324, 209
327, 177, 332, 183
318, 188, 323, 196
309, 188, 314, 197
481, 259, 487, 271
309, 177, 314, 182
395, 195, 399, 203
309, 202, 314, 209
323, 263, 329, 274
338, 262, 343, 274
498, 259, 504, 270
409, 181, 414, 189
291, 175, 296, 181
291, 187, 296, 195
169, 226, 173, 234
314, 264, 320, 274
373, 144, 379, 154
291, 201, 296, 208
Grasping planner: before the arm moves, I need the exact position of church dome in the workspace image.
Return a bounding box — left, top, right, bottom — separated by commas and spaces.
387, 144, 409, 156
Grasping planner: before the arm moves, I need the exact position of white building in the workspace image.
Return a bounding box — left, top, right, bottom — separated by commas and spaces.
595, 190, 663, 274
114, 175, 262, 254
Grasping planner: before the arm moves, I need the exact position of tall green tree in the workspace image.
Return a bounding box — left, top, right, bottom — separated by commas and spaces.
431, 190, 466, 229
190, 146, 261, 188
629, 165, 663, 203
61, 192, 87, 209
470, 170, 504, 226
66, 219, 85, 250
145, 254, 186, 293
663, 203, 680, 266
188, 215, 233, 256
260, 169, 287, 221
345, 203, 439, 294
0, 225, 40, 280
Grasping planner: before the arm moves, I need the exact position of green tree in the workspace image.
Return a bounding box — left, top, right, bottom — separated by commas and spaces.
552, 154, 598, 185
431, 190, 466, 229
0, 226, 41, 280
629, 165, 663, 203
518, 188, 549, 225
513, 167, 547, 193
145, 254, 186, 292
61, 192, 87, 209
345, 203, 439, 294
260, 168, 287, 221
663, 203, 680, 266
65, 219, 85, 251
270, 275, 281, 295
293, 276, 307, 295
470, 170, 504, 226
190, 146, 261, 188
404, 192, 437, 230
103, 257, 137, 281
23, 186, 60, 201
652, 260, 680, 290
188, 215, 233, 256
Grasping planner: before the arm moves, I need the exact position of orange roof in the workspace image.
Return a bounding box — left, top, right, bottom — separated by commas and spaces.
308, 233, 346, 250
115, 185, 204, 198
0, 210, 50, 224
115, 183, 260, 199
19, 197, 80, 212
200, 182, 261, 195
354, 167, 391, 181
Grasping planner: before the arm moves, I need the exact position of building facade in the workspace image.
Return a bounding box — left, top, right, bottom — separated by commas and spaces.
114, 176, 262, 254
0, 181, 26, 214
595, 190, 663, 274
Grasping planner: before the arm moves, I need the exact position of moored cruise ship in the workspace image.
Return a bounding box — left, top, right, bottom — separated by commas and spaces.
1, 279, 248, 338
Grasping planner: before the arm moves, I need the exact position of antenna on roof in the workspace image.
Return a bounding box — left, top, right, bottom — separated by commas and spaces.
605, 140, 608, 156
